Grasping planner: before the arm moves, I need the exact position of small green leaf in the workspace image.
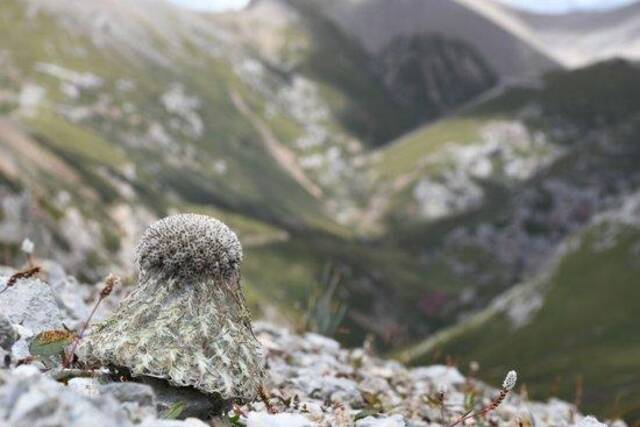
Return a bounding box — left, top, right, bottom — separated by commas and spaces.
464, 391, 477, 411
162, 401, 186, 420
29, 330, 76, 358
228, 413, 245, 427
354, 409, 380, 421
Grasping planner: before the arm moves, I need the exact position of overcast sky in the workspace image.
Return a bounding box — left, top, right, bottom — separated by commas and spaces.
497, 0, 636, 13
168, 0, 636, 13
168, 0, 249, 11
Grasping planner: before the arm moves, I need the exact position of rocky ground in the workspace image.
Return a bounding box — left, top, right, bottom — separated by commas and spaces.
0, 262, 623, 427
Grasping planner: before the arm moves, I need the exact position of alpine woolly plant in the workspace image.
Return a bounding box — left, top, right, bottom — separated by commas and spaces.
79, 214, 265, 402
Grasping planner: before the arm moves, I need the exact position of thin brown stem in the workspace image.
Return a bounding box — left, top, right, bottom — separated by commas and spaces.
63, 274, 118, 368
232, 403, 248, 418
48, 368, 105, 381
258, 385, 277, 414
449, 389, 508, 427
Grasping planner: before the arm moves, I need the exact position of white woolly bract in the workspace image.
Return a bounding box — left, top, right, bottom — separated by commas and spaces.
78, 274, 265, 401
502, 370, 517, 391
21, 238, 34, 254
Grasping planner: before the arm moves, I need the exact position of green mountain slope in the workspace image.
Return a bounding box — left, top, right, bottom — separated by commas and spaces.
398, 215, 640, 423
388, 62, 640, 422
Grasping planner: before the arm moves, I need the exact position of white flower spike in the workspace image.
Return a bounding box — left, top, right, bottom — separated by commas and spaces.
21, 238, 34, 255
502, 370, 518, 391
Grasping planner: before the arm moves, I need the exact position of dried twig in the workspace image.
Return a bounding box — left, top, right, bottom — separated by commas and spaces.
574, 375, 583, 410
258, 385, 277, 414
63, 274, 119, 368
16, 356, 34, 366
269, 389, 294, 407
48, 368, 106, 381
232, 403, 248, 418
438, 389, 447, 424
0, 266, 41, 296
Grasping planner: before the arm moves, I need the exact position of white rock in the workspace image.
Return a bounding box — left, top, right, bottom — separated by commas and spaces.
41, 261, 92, 329
0, 274, 66, 359
573, 416, 608, 427
35, 63, 103, 89
67, 378, 101, 398
99, 382, 157, 421
355, 415, 406, 427
246, 412, 316, 427
411, 365, 466, 388
303, 333, 341, 353
0, 276, 64, 332
0, 366, 130, 427
299, 401, 323, 418
139, 417, 209, 427
0, 314, 17, 350
291, 374, 360, 405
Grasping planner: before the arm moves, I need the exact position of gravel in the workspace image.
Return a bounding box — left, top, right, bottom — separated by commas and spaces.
0, 263, 624, 427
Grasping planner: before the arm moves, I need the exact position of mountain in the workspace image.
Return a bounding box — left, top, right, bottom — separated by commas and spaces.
366, 59, 640, 421
301, 0, 559, 81
390, 60, 640, 421
512, 1, 640, 68
309, 0, 640, 80
231, 0, 501, 144
1, 0, 639, 421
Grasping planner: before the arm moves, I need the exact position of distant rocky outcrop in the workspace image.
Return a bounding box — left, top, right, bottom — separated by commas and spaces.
375, 33, 498, 120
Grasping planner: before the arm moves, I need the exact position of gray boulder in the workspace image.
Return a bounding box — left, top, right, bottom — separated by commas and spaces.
99, 382, 158, 422
0, 315, 17, 351
0, 365, 130, 427
0, 274, 65, 332
0, 273, 66, 360
140, 377, 226, 420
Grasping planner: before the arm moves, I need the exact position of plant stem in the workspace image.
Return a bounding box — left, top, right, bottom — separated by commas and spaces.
449, 389, 508, 427
63, 274, 117, 368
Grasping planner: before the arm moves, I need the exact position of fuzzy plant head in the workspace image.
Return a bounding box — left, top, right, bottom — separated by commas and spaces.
502, 370, 518, 391
135, 213, 242, 282
79, 214, 264, 402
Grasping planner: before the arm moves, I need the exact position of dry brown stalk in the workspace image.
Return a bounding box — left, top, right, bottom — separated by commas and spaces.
0, 266, 41, 296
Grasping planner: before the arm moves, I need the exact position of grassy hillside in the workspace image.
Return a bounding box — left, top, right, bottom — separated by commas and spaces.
0, 0, 442, 348
399, 220, 640, 423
